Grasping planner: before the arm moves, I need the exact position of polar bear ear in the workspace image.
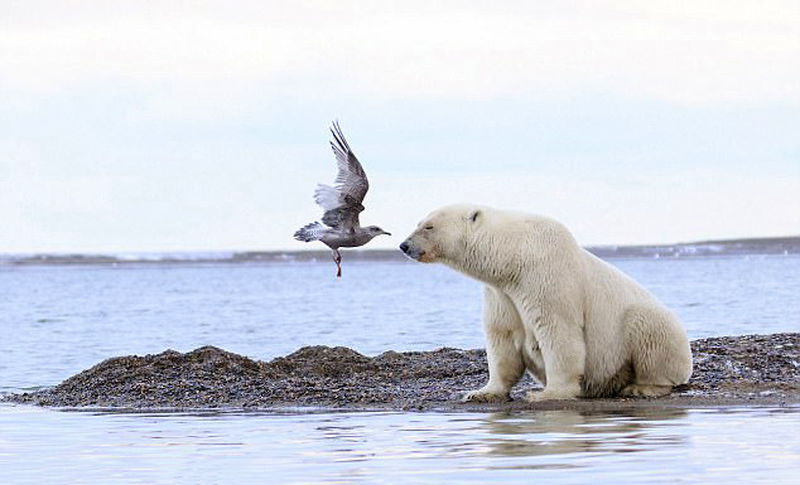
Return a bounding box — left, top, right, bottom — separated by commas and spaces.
469, 209, 481, 223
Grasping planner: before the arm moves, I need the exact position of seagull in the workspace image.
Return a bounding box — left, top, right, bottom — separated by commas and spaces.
293, 121, 391, 277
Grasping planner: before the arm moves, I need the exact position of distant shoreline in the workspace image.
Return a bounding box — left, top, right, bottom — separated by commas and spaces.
2, 235, 799, 266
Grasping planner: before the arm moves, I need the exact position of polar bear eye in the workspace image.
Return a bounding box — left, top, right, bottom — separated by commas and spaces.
424, 225, 434, 231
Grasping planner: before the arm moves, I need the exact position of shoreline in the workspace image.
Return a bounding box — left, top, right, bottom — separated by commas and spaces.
5, 333, 799, 412
2, 236, 799, 267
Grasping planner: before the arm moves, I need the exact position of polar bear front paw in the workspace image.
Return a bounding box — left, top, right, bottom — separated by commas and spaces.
525, 388, 579, 402
461, 389, 511, 403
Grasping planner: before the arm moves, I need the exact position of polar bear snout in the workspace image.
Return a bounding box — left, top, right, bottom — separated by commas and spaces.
399, 240, 426, 261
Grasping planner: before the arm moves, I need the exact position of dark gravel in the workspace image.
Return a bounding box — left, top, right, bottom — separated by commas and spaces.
5, 333, 800, 411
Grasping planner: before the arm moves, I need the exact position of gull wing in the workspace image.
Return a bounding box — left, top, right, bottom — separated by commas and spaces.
312, 121, 370, 231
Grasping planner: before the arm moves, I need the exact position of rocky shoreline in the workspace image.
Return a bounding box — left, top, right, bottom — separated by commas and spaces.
5, 333, 800, 411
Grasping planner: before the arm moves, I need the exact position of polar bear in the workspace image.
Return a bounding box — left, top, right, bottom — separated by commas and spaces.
399, 204, 692, 402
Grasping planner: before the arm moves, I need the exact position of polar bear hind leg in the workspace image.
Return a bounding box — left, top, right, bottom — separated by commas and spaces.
620, 305, 692, 398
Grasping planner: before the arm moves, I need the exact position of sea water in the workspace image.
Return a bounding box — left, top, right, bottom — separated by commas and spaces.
1, 256, 799, 483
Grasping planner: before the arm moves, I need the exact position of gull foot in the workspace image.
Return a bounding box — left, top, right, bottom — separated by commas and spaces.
332, 250, 342, 278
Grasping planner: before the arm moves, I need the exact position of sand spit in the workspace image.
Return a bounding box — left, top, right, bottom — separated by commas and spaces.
5, 333, 800, 411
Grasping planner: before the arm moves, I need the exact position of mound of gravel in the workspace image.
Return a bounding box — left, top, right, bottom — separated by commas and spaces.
5, 333, 799, 411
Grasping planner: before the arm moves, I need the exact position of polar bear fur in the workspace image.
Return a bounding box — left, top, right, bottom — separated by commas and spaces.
399, 204, 692, 402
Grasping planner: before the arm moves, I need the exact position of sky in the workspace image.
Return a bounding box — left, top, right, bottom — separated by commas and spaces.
1, 1, 798, 253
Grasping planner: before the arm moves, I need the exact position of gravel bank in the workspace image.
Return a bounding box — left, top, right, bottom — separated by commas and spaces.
5, 333, 799, 411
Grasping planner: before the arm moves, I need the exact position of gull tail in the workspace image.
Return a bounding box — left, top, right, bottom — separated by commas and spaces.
294, 222, 325, 242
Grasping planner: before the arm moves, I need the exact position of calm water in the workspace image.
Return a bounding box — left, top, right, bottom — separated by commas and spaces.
1, 256, 800, 483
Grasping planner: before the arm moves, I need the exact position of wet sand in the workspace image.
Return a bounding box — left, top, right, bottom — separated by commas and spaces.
5, 333, 799, 411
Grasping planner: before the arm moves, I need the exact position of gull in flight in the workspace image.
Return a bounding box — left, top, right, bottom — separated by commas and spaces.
294, 121, 390, 277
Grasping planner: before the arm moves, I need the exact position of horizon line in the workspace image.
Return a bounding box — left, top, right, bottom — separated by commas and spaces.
2, 234, 798, 258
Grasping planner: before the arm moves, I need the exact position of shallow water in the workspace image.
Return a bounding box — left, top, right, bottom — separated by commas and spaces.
2, 404, 799, 484
1, 255, 799, 483
1, 256, 798, 392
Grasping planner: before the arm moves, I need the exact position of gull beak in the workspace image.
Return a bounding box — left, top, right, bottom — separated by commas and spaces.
382, 231, 392, 236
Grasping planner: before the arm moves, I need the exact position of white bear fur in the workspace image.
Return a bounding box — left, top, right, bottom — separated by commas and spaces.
400, 204, 693, 401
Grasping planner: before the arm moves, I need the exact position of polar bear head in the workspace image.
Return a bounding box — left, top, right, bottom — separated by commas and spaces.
399, 204, 490, 272
400, 204, 562, 284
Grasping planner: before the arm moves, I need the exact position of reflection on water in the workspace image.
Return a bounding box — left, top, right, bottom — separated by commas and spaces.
479, 408, 688, 459
2, 404, 798, 484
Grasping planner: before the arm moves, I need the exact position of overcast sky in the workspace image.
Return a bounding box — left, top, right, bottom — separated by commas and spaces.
1, 1, 798, 253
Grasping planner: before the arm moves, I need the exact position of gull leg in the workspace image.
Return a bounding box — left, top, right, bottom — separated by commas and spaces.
332, 250, 342, 278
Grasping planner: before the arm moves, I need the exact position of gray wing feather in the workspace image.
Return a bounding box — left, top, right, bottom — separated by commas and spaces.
329, 121, 369, 204
315, 121, 369, 231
